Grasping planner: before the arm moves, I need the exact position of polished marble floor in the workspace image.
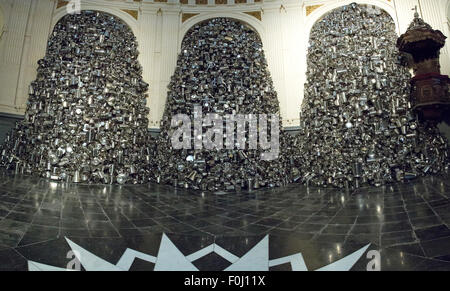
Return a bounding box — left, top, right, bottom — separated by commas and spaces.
0, 170, 449, 271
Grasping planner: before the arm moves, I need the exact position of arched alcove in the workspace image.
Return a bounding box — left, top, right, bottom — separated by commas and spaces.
305, 0, 398, 42
297, 3, 448, 188
303, 2, 400, 100
51, 5, 139, 37
2, 10, 152, 184
177, 16, 280, 110
179, 12, 264, 49
299, 1, 399, 107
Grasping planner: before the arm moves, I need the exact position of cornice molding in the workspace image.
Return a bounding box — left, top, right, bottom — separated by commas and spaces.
52, 0, 312, 15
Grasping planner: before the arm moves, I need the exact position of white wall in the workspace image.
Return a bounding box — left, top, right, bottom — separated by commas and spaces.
0, 0, 448, 129
0, 4, 3, 39
448, 0, 450, 18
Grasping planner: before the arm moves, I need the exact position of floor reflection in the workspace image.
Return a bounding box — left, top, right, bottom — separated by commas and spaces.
0, 171, 449, 270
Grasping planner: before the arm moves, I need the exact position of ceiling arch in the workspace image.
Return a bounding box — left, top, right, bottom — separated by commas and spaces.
179, 12, 265, 49
304, 0, 399, 43
51, 5, 139, 37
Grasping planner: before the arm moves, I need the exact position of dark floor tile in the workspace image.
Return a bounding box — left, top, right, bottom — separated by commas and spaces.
153, 216, 182, 226
346, 234, 380, 246
293, 210, 318, 217
350, 223, 380, 235
192, 252, 232, 271
413, 258, 450, 271
32, 215, 61, 227
382, 221, 413, 233
0, 248, 28, 271
276, 220, 302, 231
217, 211, 246, 219
214, 235, 266, 257
329, 216, 357, 225
0, 209, 9, 218
81, 204, 104, 214
187, 219, 214, 228
314, 209, 340, 217
139, 224, 171, 234
109, 216, 135, 229
134, 210, 166, 219
0, 219, 30, 233
443, 217, 450, 228
377, 249, 448, 271
0, 173, 450, 270
239, 224, 272, 235
295, 223, 325, 233
36, 208, 61, 218
287, 215, 310, 224
428, 199, 450, 208
378, 205, 403, 215
119, 233, 163, 258
383, 213, 410, 223
381, 231, 417, 247
61, 209, 85, 220
84, 212, 110, 221
61, 217, 88, 229
14, 205, 40, 213
434, 205, 450, 218
270, 212, 295, 220
162, 222, 197, 233
407, 208, 437, 219
254, 217, 284, 227
87, 221, 117, 232
18, 225, 60, 246
269, 263, 291, 271
356, 216, 383, 224
164, 233, 215, 257
0, 202, 15, 213
5, 212, 34, 223
322, 224, 354, 235
385, 243, 425, 257
0, 229, 24, 248
116, 228, 145, 237
128, 258, 155, 271
313, 233, 347, 243
182, 229, 213, 236
194, 215, 232, 226
305, 215, 333, 224
89, 229, 121, 238
131, 218, 159, 228
269, 228, 311, 240
383, 199, 404, 208
415, 225, 450, 242
404, 199, 426, 207
59, 228, 90, 238
40, 202, 62, 212
283, 231, 315, 241
434, 254, 450, 262
411, 216, 443, 229
0, 197, 21, 204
